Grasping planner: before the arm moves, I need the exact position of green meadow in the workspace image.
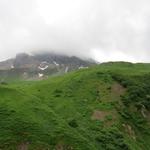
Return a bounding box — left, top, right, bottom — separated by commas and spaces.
0, 62, 150, 150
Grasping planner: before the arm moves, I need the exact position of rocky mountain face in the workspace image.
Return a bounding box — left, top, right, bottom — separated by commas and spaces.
0, 53, 96, 81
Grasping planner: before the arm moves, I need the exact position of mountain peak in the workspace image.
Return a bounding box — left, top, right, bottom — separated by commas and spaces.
0, 52, 96, 80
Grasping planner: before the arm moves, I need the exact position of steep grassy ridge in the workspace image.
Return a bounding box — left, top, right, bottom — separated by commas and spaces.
0, 62, 150, 150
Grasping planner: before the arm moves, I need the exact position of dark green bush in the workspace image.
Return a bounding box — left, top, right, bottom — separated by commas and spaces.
95, 128, 130, 150
68, 119, 78, 128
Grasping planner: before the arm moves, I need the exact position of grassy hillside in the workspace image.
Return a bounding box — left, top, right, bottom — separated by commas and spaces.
0, 62, 150, 150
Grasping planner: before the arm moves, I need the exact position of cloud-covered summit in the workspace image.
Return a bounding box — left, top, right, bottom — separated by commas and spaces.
0, 0, 150, 62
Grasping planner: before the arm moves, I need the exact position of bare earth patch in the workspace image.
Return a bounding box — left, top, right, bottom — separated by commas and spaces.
55, 143, 64, 150
147, 111, 150, 121
122, 124, 136, 140
91, 110, 109, 120
111, 83, 126, 96
55, 142, 73, 150
17, 142, 29, 150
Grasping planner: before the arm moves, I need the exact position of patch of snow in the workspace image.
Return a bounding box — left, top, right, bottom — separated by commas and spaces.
38, 65, 48, 70
53, 61, 59, 66
65, 66, 69, 73
38, 73, 44, 78
78, 66, 88, 69
23, 72, 27, 75
23, 72, 28, 78
41, 61, 49, 64
11, 65, 14, 69
38, 61, 49, 70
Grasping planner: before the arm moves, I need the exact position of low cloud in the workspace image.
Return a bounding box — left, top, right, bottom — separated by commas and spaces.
0, 0, 150, 62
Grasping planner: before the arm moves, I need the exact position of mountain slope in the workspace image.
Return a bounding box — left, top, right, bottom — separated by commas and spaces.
0, 52, 95, 81
0, 62, 150, 150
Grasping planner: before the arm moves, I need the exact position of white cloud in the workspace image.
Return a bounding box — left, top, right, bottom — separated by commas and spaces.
0, 0, 150, 62
92, 49, 136, 62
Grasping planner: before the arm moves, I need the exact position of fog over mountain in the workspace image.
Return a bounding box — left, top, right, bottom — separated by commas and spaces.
0, 0, 150, 62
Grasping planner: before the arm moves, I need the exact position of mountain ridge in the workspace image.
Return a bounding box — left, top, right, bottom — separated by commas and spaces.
0, 52, 96, 81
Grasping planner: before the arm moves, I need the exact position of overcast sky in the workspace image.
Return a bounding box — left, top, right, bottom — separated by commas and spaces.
0, 0, 150, 62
